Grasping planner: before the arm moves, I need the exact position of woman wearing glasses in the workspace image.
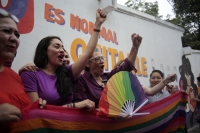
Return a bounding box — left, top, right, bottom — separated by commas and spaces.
20, 8, 107, 110
73, 33, 143, 107
73, 34, 177, 107
0, 8, 46, 132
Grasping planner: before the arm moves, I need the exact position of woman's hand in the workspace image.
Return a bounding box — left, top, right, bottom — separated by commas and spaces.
0, 103, 21, 123
19, 63, 38, 75
162, 73, 176, 85
38, 98, 47, 109
95, 8, 107, 26
167, 85, 177, 94
75, 99, 95, 111
131, 33, 142, 49
180, 89, 186, 94
114, 114, 131, 122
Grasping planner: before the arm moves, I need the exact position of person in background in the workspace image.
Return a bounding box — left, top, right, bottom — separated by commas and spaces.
191, 76, 200, 132
0, 8, 46, 132
146, 70, 170, 104
63, 50, 70, 66
20, 8, 107, 110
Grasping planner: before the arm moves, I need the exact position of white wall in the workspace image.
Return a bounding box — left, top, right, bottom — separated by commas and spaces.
10, 0, 190, 86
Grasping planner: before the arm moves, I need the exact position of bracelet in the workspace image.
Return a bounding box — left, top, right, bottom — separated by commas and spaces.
93, 28, 101, 32
66, 103, 72, 108
162, 80, 168, 86
72, 102, 76, 108
132, 46, 138, 50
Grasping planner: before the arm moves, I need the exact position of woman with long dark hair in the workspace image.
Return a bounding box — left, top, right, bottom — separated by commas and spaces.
21, 8, 107, 110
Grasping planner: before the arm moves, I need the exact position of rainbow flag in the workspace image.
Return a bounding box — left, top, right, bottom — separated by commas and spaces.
11, 91, 187, 133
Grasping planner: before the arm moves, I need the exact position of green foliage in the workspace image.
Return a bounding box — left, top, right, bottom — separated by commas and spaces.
125, 0, 162, 18
124, 0, 200, 50
166, 0, 200, 50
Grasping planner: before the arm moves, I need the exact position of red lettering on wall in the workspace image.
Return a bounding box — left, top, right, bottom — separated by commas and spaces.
80, 19, 88, 33
44, 3, 65, 25
44, 3, 54, 23
107, 29, 114, 43
70, 13, 118, 45
54, 9, 65, 25
70, 14, 80, 30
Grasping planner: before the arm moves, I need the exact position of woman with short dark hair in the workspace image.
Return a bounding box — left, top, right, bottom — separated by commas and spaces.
146, 70, 170, 104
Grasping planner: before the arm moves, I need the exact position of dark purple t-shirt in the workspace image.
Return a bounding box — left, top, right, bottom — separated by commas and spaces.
73, 58, 137, 107
21, 65, 74, 106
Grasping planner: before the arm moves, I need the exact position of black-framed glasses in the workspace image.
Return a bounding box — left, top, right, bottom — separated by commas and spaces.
0, 8, 19, 23
89, 56, 106, 63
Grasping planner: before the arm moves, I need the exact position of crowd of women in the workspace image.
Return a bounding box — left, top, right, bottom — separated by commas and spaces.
0, 7, 194, 132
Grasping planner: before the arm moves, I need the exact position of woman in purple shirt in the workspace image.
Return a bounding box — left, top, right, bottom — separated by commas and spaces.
73, 33, 142, 107
21, 8, 107, 110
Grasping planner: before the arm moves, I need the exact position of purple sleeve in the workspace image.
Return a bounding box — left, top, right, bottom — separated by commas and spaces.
104, 58, 137, 80
20, 71, 38, 92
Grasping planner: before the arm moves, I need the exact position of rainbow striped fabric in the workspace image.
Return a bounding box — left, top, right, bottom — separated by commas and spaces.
98, 71, 149, 117
11, 91, 187, 133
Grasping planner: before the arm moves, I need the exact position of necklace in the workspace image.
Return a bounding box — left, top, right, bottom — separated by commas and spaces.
94, 77, 104, 87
